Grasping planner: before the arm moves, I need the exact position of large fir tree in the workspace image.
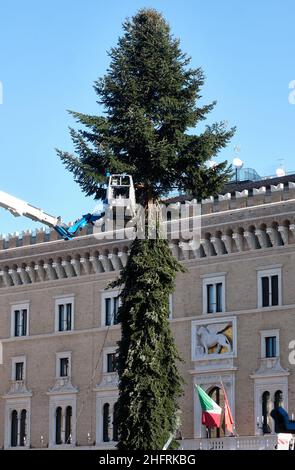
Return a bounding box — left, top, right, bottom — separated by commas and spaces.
57, 8, 235, 449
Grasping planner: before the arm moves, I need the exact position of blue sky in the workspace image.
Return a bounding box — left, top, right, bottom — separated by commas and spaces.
0, 0, 294, 235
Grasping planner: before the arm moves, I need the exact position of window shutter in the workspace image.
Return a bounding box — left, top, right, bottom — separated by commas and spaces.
105, 298, 111, 326
271, 275, 279, 306
272, 337, 277, 357
66, 303, 72, 330
113, 297, 119, 324
22, 310, 27, 336
14, 310, 20, 337
265, 337, 270, 357
216, 283, 223, 312
262, 277, 269, 307
207, 284, 214, 313
59, 305, 63, 331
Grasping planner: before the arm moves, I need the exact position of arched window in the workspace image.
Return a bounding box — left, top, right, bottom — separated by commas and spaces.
103, 403, 110, 442
65, 406, 72, 444
11, 410, 18, 447
274, 390, 283, 409
207, 387, 225, 438
20, 409, 27, 446
262, 391, 271, 434
113, 402, 119, 442
55, 407, 62, 445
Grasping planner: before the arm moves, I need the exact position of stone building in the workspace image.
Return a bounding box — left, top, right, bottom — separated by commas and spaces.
1, 174, 295, 450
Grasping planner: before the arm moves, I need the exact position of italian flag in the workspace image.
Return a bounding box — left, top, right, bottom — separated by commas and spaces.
195, 385, 222, 428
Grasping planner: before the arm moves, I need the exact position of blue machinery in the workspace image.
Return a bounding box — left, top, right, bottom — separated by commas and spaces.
0, 174, 136, 241
271, 407, 295, 434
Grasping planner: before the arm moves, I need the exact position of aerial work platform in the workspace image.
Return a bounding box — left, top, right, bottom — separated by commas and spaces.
0, 174, 136, 240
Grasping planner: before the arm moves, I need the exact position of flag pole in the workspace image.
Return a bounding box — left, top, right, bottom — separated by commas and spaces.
219, 376, 239, 437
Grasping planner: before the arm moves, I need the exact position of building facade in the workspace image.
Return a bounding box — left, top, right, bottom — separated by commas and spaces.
1, 175, 295, 449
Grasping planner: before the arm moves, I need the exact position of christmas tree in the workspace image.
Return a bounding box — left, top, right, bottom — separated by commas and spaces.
57, 8, 235, 449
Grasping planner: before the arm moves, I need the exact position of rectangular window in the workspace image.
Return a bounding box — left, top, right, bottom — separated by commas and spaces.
60, 358, 69, 377
206, 281, 224, 314
260, 329, 280, 359
58, 303, 72, 331
261, 275, 279, 307
265, 336, 277, 358
14, 309, 28, 337
258, 268, 281, 308
15, 362, 24, 381
107, 353, 116, 373
55, 298, 74, 332
105, 296, 119, 326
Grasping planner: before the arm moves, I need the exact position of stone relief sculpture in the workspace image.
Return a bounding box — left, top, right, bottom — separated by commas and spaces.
196, 323, 232, 355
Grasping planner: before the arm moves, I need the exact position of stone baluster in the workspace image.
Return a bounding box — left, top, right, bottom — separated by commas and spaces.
188, 239, 204, 258
289, 224, 295, 242
203, 238, 216, 257
80, 257, 92, 275
52, 261, 66, 279
71, 258, 82, 276
17, 267, 31, 284
108, 253, 122, 271
179, 242, 190, 260
278, 225, 289, 245
62, 260, 76, 278
44, 262, 58, 281
210, 236, 225, 255
266, 227, 281, 247
9, 268, 21, 286
0, 269, 13, 287
25, 266, 36, 283
221, 234, 233, 254
118, 252, 128, 267
244, 231, 258, 250
89, 255, 104, 274
34, 264, 46, 282
99, 255, 113, 272
232, 232, 244, 252
255, 229, 270, 249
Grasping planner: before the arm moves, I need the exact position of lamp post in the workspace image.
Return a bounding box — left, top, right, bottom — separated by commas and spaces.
233, 158, 243, 182
276, 167, 286, 177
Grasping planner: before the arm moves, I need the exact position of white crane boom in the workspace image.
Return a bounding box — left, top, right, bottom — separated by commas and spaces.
0, 190, 60, 228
